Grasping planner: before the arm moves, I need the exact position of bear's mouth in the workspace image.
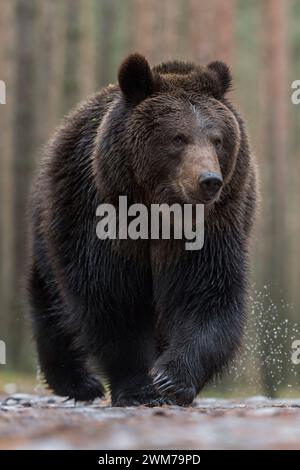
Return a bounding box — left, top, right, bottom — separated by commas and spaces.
201, 193, 221, 205
188, 190, 222, 206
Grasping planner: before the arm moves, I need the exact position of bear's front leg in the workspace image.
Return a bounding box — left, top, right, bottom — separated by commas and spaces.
151, 299, 245, 405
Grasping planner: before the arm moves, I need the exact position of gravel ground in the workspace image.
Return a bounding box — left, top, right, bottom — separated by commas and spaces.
0, 394, 300, 450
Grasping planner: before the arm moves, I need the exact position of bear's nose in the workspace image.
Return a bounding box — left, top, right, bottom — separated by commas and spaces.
199, 172, 223, 197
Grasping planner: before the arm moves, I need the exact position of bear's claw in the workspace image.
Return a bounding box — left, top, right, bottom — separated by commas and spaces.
111, 382, 172, 407
151, 366, 196, 406
52, 375, 105, 403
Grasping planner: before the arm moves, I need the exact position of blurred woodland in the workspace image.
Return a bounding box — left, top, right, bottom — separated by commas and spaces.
0, 0, 300, 396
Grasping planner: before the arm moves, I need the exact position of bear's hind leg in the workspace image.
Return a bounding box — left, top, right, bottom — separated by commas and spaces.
101, 331, 171, 407
28, 262, 105, 401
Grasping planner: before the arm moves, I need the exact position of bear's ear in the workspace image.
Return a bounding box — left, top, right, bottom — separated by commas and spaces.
207, 61, 232, 97
118, 53, 155, 104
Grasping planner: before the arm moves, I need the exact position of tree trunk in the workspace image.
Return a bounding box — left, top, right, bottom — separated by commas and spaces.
160, 0, 179, 61
133, 0, 160, 65
62, 0, 82, 113
0, 0, 15, 352
79, 0, 96, 97
96, 0, 116, 87
36, 0, 65, 146
12, 0, 38, 369
214, 0, 235, 64
259, 0, 289, 397
188, 0, 235, 65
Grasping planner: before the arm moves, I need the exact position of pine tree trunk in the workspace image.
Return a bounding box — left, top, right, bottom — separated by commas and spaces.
12, 0, 38, 369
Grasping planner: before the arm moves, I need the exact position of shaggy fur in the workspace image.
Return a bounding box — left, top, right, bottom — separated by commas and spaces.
27, 54, 257, 406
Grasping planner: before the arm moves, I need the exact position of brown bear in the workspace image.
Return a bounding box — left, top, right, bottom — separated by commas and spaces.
27, 54, 257, 406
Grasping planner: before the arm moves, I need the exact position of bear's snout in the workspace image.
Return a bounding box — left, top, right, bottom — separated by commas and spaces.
198, 172, 223, 202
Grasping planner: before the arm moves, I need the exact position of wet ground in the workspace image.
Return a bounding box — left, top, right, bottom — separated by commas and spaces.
0, 394, 300, 449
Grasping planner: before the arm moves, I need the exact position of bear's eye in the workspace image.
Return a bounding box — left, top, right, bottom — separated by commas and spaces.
172, 134, 187, 147
212, 136, 222, 150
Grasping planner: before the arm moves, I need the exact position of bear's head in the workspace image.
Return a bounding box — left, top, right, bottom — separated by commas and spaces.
97, 54, 241, 206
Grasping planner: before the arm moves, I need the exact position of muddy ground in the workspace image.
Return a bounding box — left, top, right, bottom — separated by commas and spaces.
0, 394, 300, 449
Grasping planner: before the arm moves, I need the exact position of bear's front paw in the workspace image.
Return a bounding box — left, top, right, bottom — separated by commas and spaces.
54, 374, 105, 403
151, 362, 196, 406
